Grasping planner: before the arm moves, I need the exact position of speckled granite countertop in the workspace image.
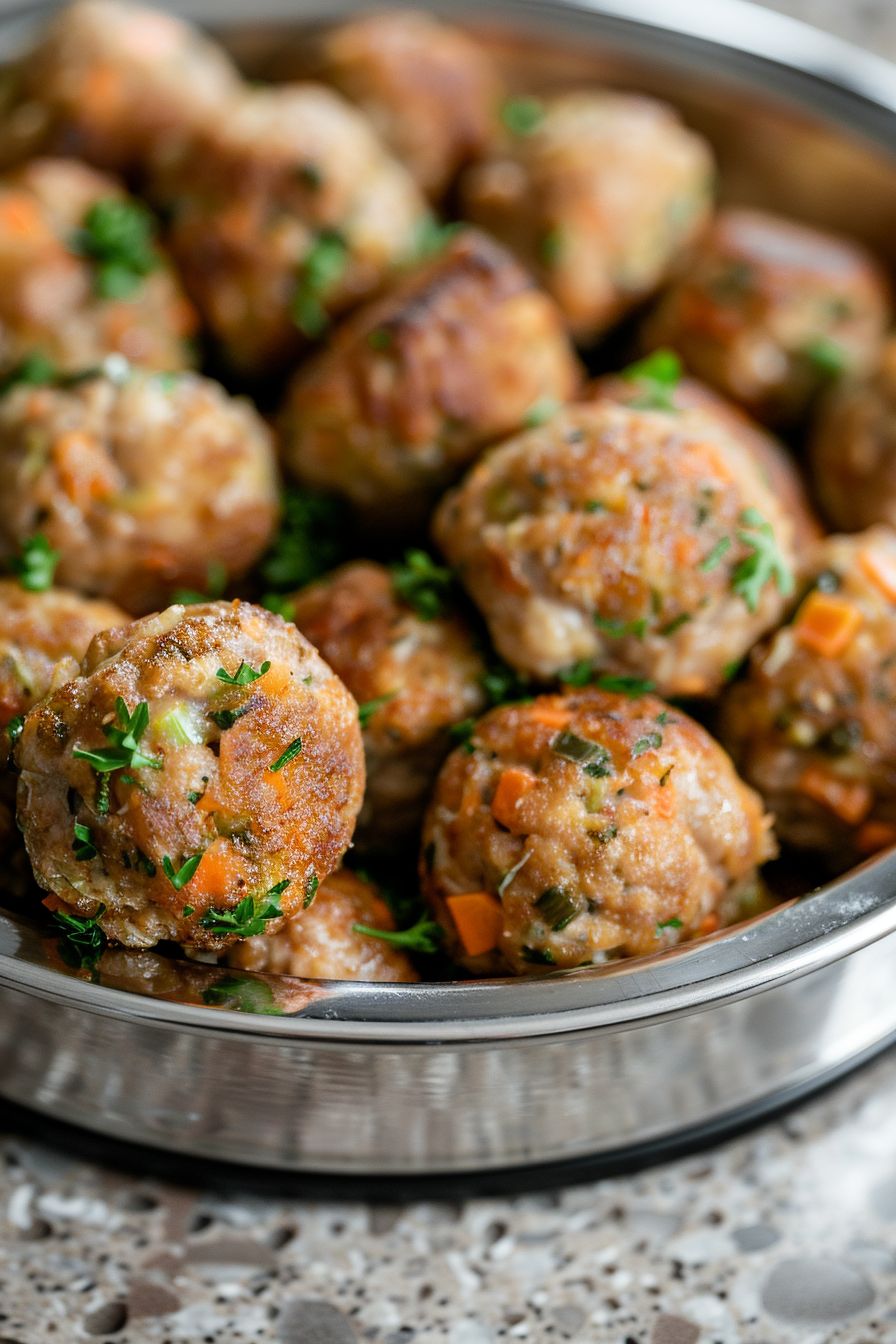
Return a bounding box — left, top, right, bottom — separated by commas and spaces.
4, 2, 896, 1341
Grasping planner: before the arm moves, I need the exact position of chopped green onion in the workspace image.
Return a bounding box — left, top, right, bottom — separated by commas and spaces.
534, 885, 582, 932
162, 852, 203, 891
11, 534, 59, 591
269, 736, 303, 772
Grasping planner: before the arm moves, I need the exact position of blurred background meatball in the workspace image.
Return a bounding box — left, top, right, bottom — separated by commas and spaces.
0, 0, 242, 176
460, 91, 713, 343
303, 10, 502, 201
422, 689, 775, 975
720, 527, 896, 868
0, 367, 279, 615
155, 83, 428, 377
810, 337, 896, 532
279, 228, 581, 523
433, 400, 798, 695
290, 559, 487, 847
226, 866, 417, 982
0, 158, 196, 377
644, 208, 889, 424
16, 600, 365, 949
591, 354, 821, 553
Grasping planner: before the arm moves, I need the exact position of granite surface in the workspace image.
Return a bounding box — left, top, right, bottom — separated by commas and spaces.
4, 2, 896, 1341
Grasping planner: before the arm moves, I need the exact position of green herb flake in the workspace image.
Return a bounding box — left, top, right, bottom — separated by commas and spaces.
215, 660, 270, 687
182, 905, 195, 917
593, 824, 618, 844
481, 659, 533, 707
594, 675, 655, 698
632, 731, 663, 757
659, 612, 692, 637
358, 691, 398, 729
292, 230, 348, 337
500, 95, 545, 135
367, 326, 393, 352
699, 536, 732, 572
534, 885, 582, 932
162, 852, 203, 891
199, 879, 290, 938
201, 975, 283, 1015
72, 821, 97, 861
52, 903, 107, 971
269, 736, 303, 773
539, 226, 565, 267
73, 697, 162, 774
620, 349, 682, 412
802, 335, 848, 376
449, 717, 477, 753
72, 197, 160, 299
594, 613, 648, 639
0, 351, 57, 394
552, 730, 611, 776
5, 714, 24, 747
209, 704, 251, 731
523, 396, 560, 429
410, 214, 462, 262
558, 660, 595, 687
303, 872, 319, 909
352, 914, 442, 954
11, 534, 59, 591
584, 500, 607, 514
656, 916, 684, 934
390, 549, 454, 621
731, 508, 794, 613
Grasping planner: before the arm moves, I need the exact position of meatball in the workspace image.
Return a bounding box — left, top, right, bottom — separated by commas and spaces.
16, 600, 365, 950
279, 228, 582, 522
433, 400, 798, 695
0, 367, 280, 615
460, 91, 713, 342
0, 582, 127, 768
810, 337, 896, 532
719, 528, 896, 866
156, 83, 427, 376
643, 209, 889, 424
226, 866, 417, 982
0, 158, 196, 377
422, 689, 775, 975
590, 360, 821, 553
306, 10, 501, 200
0, 0, 242, 175
290, 560, 487, 846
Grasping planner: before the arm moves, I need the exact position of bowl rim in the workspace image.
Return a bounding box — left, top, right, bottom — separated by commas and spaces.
3, 0, 896, 1042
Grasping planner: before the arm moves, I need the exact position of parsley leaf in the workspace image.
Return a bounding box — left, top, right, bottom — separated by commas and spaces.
73, 698, 162, 773
802, 335, 847, 376
292, 230, 347, 336
500, 95, 545, 135
303, 872, 319, 909
270, 736, 302, 772
352, 914, 443, 954
162, 852, 203, 891
198, 879, 290, 938
0, 351, 57, 394
594, 675, 655, 698
201, 976, 284, 1015
523, 396, 561, 429
390, 549, 454, 621
731, 508, 794, 613
72, 198, 160, 299
620, 349, 682, 411
594, 613, 647, 639
72, 822, 97, 861
11, 534, 58, 591
656, 916, 684, 934
699, 536, 732, 572
409, 214, 462, 263
215, 661, 270, 687
52, 904, 107, 971
260, 487, 348, 593
358, 692, 397, 728
632, 731, 663, 757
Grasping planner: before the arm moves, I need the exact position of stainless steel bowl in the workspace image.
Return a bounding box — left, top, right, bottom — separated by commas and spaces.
3, 0, 896, 1180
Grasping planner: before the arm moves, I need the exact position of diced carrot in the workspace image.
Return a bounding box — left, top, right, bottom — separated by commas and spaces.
697, 912, 720, 936
491, 767, 537, 831
793, 591, 862, 658
859, 546, 896, 602
855, 820, 896, 855
446, 892, 504, 957
81, 65, 123, 116
190, 841, 242, 902
529, 703, 571, 731
267, 764, 295, 810
674, 535, 698, 566
52, 431, 117, 504
798, 766, 872, 825
0, 192, 43, 237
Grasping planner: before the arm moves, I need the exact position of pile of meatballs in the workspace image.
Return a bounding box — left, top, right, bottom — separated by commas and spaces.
1, 0, 895, 992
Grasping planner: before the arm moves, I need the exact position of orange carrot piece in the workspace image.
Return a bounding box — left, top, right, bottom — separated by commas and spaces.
793, 591, 862, 658
446, 892, 504, 957
859, 546, 896, 603
0, 192, 43, 236
529, 703, 571, 731
491, 767, 537, 830
190, 842, 241, 902
855, 820, 896, 855
697, 912, 720, 937
798, 766, 872, 826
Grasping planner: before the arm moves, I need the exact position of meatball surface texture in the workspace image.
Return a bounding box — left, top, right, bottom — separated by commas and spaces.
719, 527, 896, 866
422, 689, 775, 975
461, 91, 713, 340
280, 228, 581, 521
16, 600, 365, 949
433, 401, 798, 694
644, 208, 889, 424
291, 560, 487, 846
0, 368, 279, 615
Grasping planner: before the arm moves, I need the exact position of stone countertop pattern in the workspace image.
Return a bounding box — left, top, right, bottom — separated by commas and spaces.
4, 2, 896, 1341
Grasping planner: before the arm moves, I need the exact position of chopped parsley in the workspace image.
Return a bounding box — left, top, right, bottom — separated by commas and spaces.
656, 916, 683, 934
72, 197, 160, 299
269, 736, 303, 772
558, 660, 596, 688
292, 230, 347, 337
73, 698, 162, 774
11, 534, 58, 591
215, 661, 270, 687
303, 873, 319, 909
0, 351, 57, 394
209, 704, 251, 731
6, 714, 24, 747
52, 904, 106, 971
260, 486, 348, 593
659, 612, 692, 637
201, 976, 283, 1015
731, 508, 794, 613
523, 396, 561, 429
534, 885, 582, 932
632, 731, 663, 757
357, 692, 398, 728
552, 730, 611, 776
72, 822, 97, 861
594, 675, 655, 698
481, 659, 533, 706
594, 613, 647, 639
162, 852, 203, 891
172, 560, 227, 606
620, 349, 682, 412
352, 913, 442, 954
449, 717, 477, 752
198, 879, 290, 938
802, 335, 847, 376
699, 536, 732, 572
390, 549, 454, 621
500, 95, 545, 135
409, 214, 462, 262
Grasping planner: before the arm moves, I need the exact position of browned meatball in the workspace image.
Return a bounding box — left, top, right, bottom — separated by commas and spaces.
719, 528, 896, 867
290, 560, 487, 847
156, 83, 428, 376
460, 91, 713, 342
590, 357, 821, 554
307, 10, 502, 200
226, 866, 417, 982
422, 689, 775, 975
0, 367, 279, 615
16, 600, 365, 950
279, 228, 582, 523
433, 401, 798, 695
644, 209, 889, 424
810, 337, 896, 532
0, 582, 127, 767
0, 0, 242, 175
0, 158, 196, 376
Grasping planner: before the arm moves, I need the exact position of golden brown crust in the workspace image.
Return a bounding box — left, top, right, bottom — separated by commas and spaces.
422, 689, 775, 975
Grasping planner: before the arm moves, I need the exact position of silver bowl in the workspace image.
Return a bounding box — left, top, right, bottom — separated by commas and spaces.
2, 0, 896, 1180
